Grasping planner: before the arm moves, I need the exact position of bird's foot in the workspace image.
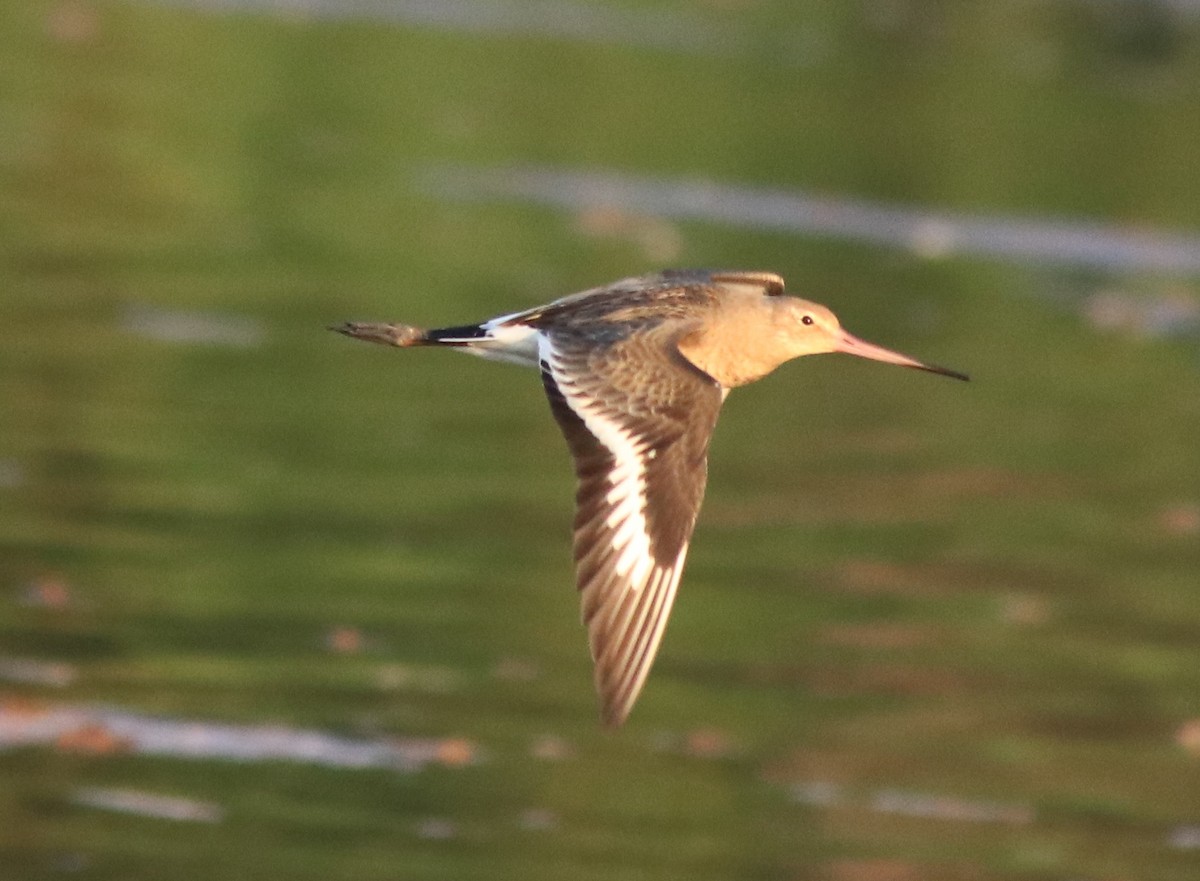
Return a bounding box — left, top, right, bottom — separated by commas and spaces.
329, 322, 428, 347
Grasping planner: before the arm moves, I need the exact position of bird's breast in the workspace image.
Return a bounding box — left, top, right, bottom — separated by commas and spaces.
676, 326, 786, 388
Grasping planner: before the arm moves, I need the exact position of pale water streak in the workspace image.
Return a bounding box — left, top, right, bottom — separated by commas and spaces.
72, 787, 224, 823
0, 658, 76, 688
146, 0, 1200, 46
148, 0, 773, 58
788, 780, 1034, 826
121, 303, 266, 348
0, 700, 478, 771
420, 164, 1200, 276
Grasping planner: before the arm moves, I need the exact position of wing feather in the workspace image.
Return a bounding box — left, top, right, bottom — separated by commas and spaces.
537, 325, 723, 726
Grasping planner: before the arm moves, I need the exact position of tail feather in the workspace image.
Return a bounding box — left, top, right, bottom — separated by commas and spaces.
332, 317, 539, 368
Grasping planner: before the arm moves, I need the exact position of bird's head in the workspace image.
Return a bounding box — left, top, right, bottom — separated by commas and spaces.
775, 297, 968, 381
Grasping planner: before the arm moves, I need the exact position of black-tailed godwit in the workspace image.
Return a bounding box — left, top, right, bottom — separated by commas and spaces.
333, 269, 967, 726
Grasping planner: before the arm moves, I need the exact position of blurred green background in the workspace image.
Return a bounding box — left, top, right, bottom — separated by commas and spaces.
3, 1, 1200, 879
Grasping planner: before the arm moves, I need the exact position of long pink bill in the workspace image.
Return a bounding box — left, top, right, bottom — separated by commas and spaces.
836, 331, 969, 382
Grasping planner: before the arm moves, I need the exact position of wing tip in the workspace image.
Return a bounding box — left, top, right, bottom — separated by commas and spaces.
599, 697, 634, 729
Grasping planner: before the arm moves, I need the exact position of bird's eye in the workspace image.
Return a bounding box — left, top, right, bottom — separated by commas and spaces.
801, 315, 814, 326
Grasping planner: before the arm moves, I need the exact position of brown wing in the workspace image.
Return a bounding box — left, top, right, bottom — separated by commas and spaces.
538, 324, 723, 727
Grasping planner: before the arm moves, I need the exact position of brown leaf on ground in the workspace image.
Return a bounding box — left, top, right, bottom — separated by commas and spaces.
56, 724, 131, 756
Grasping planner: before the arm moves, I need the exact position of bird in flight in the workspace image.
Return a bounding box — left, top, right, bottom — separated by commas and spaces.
332, 270, 967, 726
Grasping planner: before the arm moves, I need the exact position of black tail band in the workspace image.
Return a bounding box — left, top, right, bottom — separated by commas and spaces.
427, 323, 489, 344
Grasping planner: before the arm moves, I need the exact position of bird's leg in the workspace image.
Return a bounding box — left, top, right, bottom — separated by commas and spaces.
329, 322, 429, 347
